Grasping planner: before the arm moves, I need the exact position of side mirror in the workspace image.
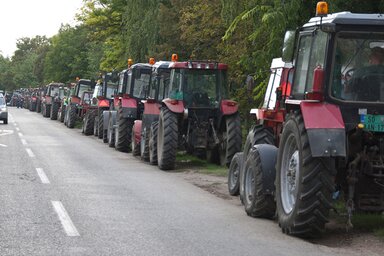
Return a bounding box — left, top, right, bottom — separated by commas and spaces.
282, 30, 296, 62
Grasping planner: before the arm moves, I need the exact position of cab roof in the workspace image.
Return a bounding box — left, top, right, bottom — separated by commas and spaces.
304, 12, 384, 28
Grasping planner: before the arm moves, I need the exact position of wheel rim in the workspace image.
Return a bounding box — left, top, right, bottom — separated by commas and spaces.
244, 165, 255, 206
229, 161, 240, 190
280, 134, 300, 214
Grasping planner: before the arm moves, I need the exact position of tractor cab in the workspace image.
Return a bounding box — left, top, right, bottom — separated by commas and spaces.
117, 63, 152, 100
168, 61, 228, 109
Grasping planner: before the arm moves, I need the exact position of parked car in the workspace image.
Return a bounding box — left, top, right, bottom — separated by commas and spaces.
0, 95, 8, 124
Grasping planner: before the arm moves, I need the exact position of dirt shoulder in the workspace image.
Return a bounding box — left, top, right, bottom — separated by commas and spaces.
177, 170, 384, 256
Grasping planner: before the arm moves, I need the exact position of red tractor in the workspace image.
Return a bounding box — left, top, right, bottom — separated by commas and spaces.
82, 72, 118, 136
64, 79, 94, 128
153, 57, 242, 170
129, 60, 172, 163
229, 1, 384, 237
29, 89, 39, 112
41, 83, 65, 118
104, 61, 152, 152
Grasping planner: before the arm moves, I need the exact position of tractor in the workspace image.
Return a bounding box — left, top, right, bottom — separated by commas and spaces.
41, 83, 65, 118
82, 72, 118, 136
130, 60, 172, 163
29, 89, 39, 112
64, 79, 94, 128
57, 84, 73, 123
229, 1, 384, 237
154, 56, 242, 170
104, 61, 152, 152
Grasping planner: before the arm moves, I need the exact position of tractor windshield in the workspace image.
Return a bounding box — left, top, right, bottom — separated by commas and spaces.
169, 68, 227, 108
127, 68, 151, 99
106, 82, 117, 99
49, 86, 60, 97
78, 83, 92, 98
331, 31, 384, 102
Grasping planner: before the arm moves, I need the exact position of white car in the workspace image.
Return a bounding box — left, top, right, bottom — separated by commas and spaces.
0, 96, 8, 124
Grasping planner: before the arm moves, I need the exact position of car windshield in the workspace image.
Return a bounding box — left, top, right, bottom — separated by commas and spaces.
331, 31, 384, 102
169, 69, 227, 108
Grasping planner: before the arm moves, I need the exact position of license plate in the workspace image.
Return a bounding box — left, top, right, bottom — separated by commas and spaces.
364, 114, 384, 132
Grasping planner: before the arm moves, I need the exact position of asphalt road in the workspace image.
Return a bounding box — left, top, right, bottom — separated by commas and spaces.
0, 107, 370, 256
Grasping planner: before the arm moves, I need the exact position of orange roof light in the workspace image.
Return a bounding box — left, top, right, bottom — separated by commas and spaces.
128, 58, 133, 67
75, 77, 80, 81
171, 53, 178, 62
316, 1, 328, 17
149, 57, 155, 65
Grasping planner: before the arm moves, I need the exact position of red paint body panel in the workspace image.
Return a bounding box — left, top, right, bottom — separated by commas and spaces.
256, 109, 285, 123
300, 102, 345, 129
220, 100, 238, 115
163, 98, 184, 113
133, 120, 142, 144
45, 96, 52, 104
98, 99, 110, 108
114, 97, 120, 107
71, 96, 80, 104
121, 98, 137, 108
143, 102, 161, 115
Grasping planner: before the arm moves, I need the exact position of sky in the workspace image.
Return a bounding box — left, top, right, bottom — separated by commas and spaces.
0, 0, 84, 57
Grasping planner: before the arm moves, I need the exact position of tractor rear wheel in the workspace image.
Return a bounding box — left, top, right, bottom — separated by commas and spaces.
149, 121, 158, 165
219, 113, 242, 167
67, 105, 77, 128
115, 109, 132, 152
157, 108, 178, 170
228, 152, 243, 196
276, 113, 334, 237
50, 102, 59, 120
59, 105, 66, 123
84, 110, 95, 135
140, 126, 150, 161
243, 147, 276, 218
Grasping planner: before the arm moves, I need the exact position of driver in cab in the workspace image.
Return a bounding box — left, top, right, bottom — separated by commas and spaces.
347, 47, 384, 101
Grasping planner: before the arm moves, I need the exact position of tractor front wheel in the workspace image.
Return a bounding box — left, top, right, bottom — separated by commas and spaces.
67, 105, 77, 128
228, 152, 243, 196
149, 121, 158, 165
157, 108, 178, 170
276, 113, 334, 237
115, 109, 133, 152
83, 110, 95, 135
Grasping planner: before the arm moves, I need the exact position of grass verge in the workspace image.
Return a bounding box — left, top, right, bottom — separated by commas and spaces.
175, 152, 228, 176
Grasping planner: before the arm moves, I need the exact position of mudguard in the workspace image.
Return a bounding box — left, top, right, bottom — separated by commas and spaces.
300, 102, 346, 157
252, 144, 278, 195
133, 120, 142, 144
221, 100, 238, 115
163, 98, 184, 113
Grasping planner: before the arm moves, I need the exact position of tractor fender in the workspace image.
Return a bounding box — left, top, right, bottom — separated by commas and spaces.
133, 120, 142, 144
162, 98, 184, 113
252, 144, 278, 195
300, 102, 346, 157
221, 100, 239, 115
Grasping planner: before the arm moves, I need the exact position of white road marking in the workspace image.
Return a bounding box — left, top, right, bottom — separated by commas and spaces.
51, 201, 80, 237
25, 148, 35, 158
35, 168, 50, 184
15, 127, 20, 131
21, 139, 27, 145
0, 144, 7, 147
18, 132, 23, 137
0, 130, 14, 136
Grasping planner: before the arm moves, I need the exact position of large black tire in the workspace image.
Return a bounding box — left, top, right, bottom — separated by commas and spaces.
219, 113, 242, 167
50, 102, 59, 120
83, 110, 95, 135
36, 101, 41, 113
243, 147, 276, 218
240, 125, 275, 203
140, 125, 150, 161
157, 108, 178, 170
67, 105, 77, 128
276, 113, 334, 237
115, 108, 132, 152
94, 116, 99, 137
98, 113, 104, 139
45, 105, 51, 118
108, 115, 115, 147
228, 152, 243, 196
149, 121, 158, 165
131, 124, 141, 156
58, 105, 66, 123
